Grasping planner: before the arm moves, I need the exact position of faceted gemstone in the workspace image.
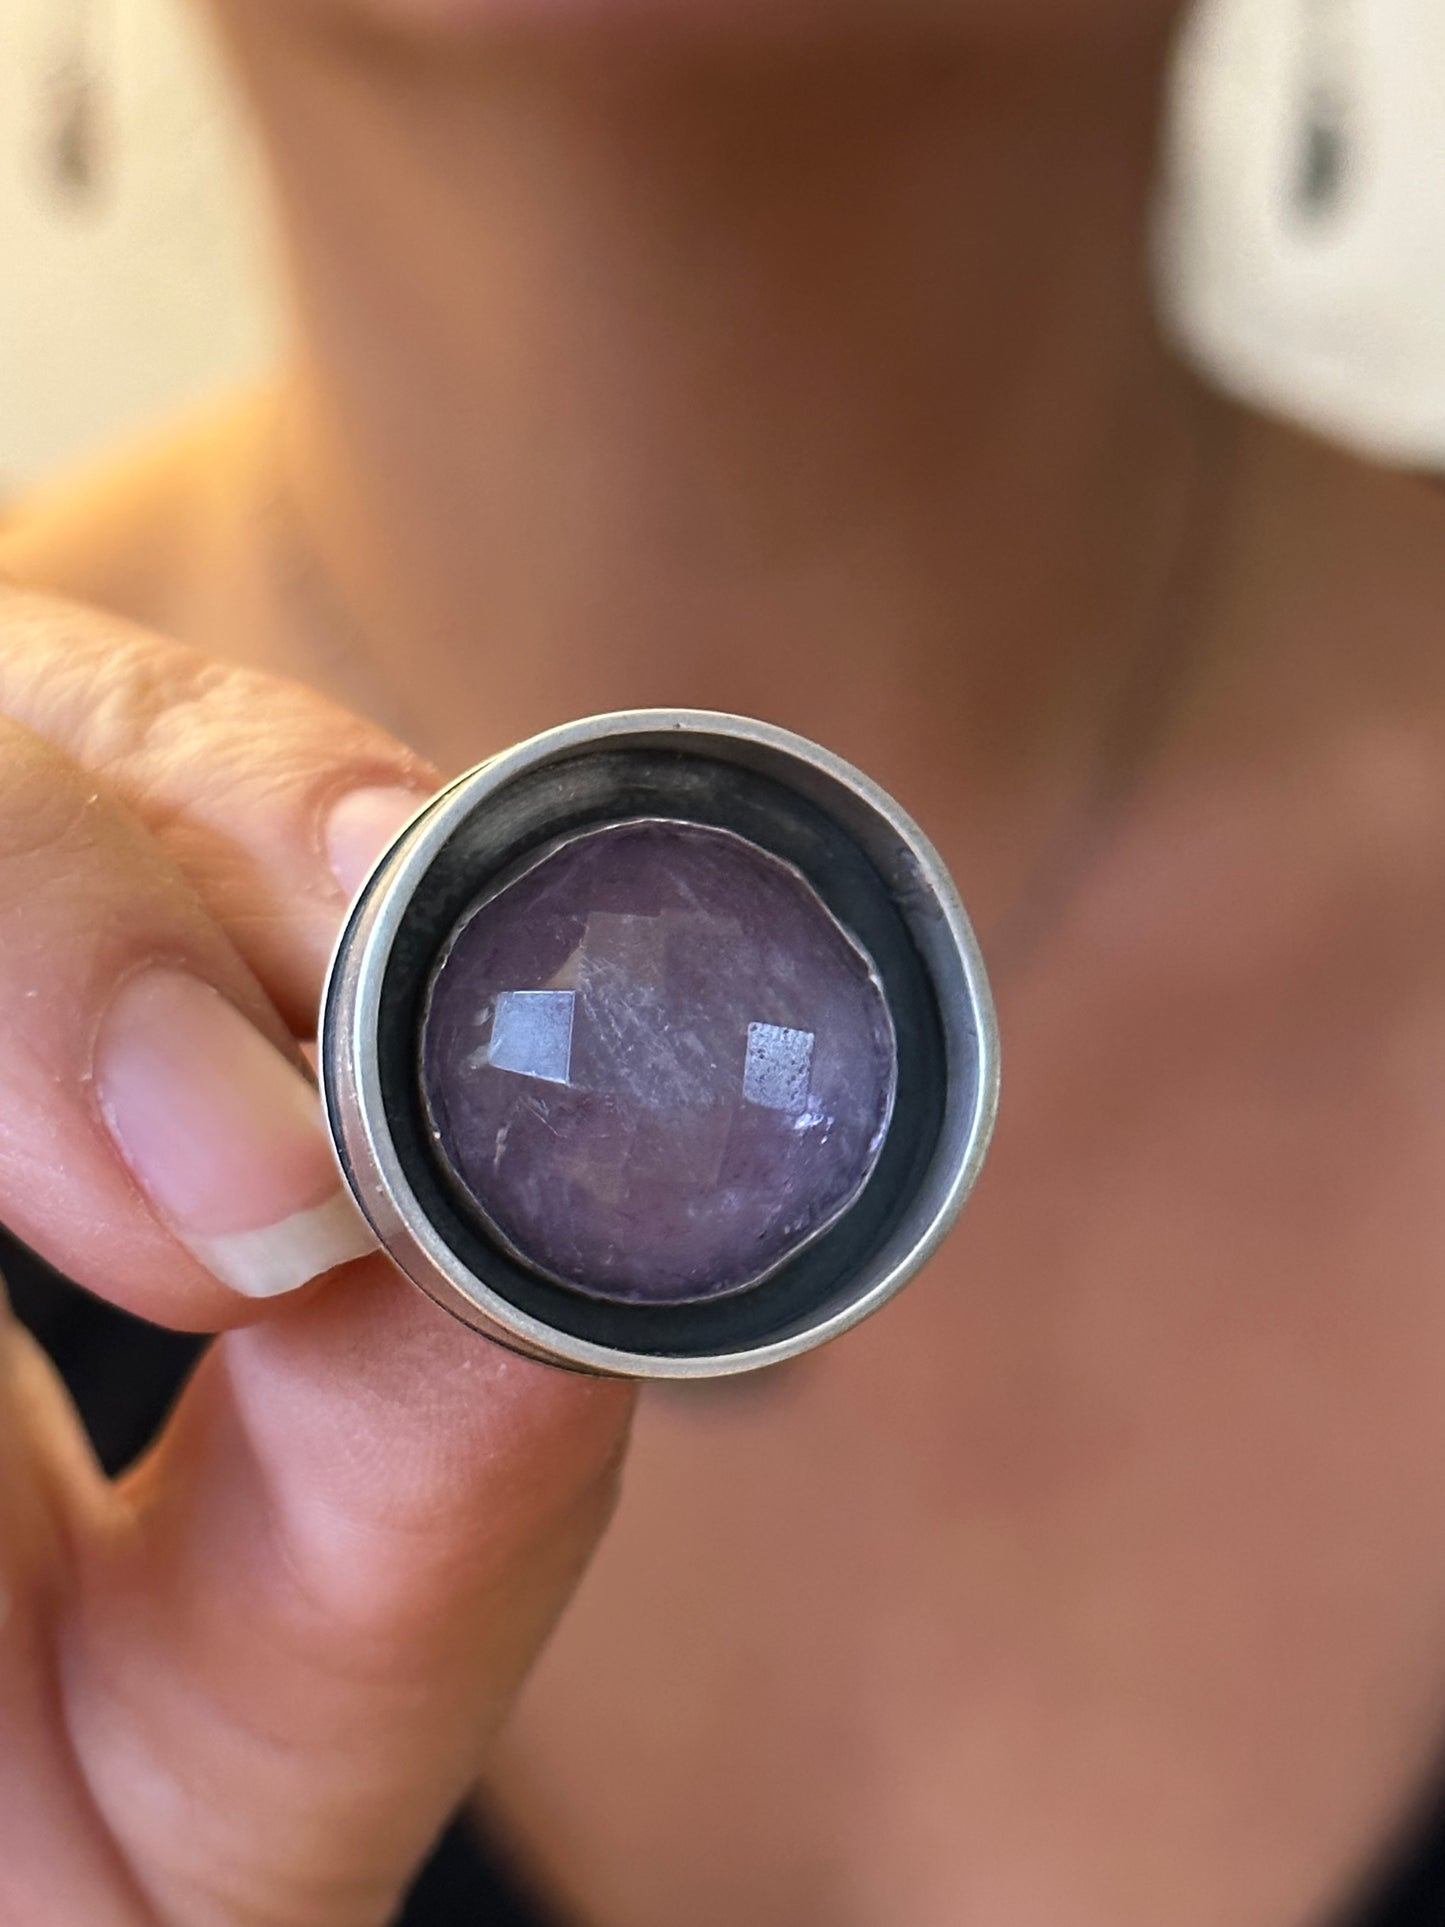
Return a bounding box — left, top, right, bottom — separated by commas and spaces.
419, 819, 897, 1305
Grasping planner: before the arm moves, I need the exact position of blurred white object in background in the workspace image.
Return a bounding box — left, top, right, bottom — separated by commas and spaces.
0, 0, 276, 495
1160, 0, 1445, 469
3, 0, 1444, 489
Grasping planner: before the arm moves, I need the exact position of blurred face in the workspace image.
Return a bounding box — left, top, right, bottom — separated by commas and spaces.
296, 0, 1174, 46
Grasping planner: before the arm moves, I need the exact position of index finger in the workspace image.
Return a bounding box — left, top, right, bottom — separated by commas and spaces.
0, 587, 437, 1031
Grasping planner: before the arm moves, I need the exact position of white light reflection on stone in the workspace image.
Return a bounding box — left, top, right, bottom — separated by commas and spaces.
742, 1022, 815, 1115
487, 989, 575, 1084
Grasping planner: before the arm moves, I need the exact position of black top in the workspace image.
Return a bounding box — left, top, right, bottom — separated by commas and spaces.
8, 1232, 1443, 1927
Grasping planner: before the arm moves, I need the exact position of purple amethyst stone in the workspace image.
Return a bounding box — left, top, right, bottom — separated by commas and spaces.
419, 819, 897, 1305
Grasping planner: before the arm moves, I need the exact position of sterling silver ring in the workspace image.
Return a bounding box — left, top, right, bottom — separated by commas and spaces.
320, 710, 998, 1379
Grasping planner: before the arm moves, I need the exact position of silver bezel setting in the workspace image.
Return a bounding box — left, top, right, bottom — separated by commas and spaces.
320, 710, 998, 1379
417, 815, 900, 1306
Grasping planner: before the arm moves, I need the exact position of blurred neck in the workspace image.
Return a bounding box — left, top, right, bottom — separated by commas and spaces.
218, 12, 1215, 922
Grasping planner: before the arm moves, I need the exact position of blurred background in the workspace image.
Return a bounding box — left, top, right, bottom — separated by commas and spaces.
5, 0, 1445, 495
1, 0, 273, 495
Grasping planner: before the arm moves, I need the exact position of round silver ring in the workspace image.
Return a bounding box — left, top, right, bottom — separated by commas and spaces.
320, 710, 998, 1379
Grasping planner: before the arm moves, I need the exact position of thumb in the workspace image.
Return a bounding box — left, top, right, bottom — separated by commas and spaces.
64, 1257, 632, 1927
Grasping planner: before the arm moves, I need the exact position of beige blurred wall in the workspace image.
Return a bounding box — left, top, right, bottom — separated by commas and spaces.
0, 0, 277, 497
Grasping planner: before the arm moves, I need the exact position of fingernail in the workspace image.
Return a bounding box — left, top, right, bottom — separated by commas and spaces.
96, 971, 374, 1299
325, 786, 426, 898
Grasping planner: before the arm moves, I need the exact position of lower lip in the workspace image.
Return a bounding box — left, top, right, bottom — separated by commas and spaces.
363, 0, 895, 35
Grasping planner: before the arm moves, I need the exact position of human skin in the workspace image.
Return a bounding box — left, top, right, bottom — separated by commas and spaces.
8, 2, 1445, 1925
0, 588, 633, 1927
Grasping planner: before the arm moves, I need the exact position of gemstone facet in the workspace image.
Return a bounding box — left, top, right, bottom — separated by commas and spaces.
418, 819, 897, 1305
